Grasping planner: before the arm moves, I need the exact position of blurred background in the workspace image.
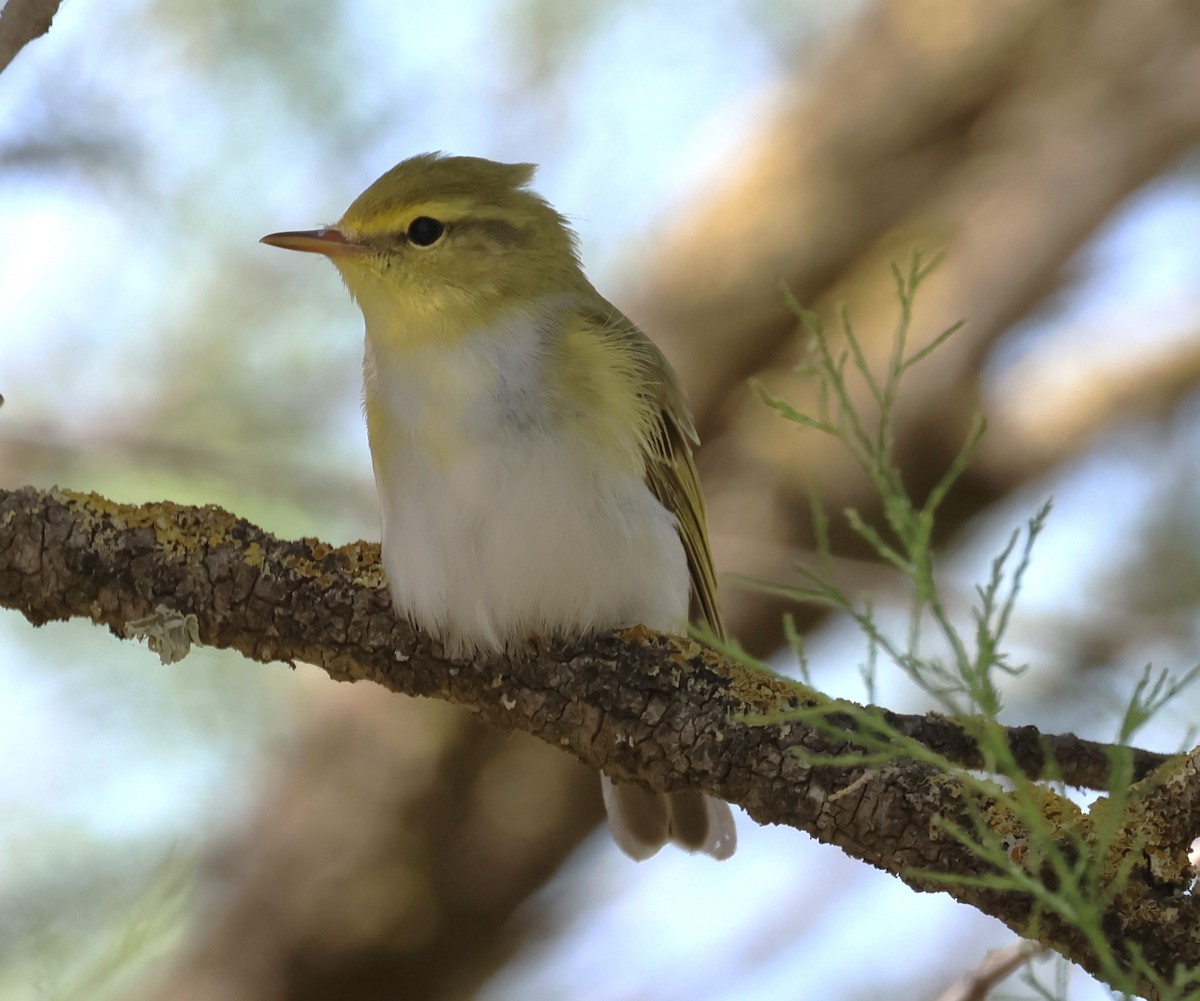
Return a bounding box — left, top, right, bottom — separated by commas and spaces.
2, 0, 1200, 998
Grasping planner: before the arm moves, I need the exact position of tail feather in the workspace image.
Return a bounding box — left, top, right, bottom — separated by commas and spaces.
601, 776, 670, 861
601, 776, 737, 861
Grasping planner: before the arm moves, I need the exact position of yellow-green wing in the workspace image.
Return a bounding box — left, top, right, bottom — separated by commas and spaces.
585, 305, 724, 640
645, 395, 724, 639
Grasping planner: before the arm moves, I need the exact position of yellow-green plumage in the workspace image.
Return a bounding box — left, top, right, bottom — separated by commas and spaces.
261, 152, 734, 860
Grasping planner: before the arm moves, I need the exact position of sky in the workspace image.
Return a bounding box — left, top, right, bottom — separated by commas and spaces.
1, 1, 1199, 999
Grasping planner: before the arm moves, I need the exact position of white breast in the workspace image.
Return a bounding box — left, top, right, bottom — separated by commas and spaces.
363, 314, 689, 654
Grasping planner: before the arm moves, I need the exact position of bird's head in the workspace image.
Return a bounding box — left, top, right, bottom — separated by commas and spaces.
262, 153, 587, 342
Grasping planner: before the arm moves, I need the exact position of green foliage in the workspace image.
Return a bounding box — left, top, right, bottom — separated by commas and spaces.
731, 253, 1200, 1001
748, 252, 1031, 719
1119, 662, 1200, 745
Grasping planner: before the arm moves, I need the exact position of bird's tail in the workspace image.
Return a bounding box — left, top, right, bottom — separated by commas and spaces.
601, 776, 737, 861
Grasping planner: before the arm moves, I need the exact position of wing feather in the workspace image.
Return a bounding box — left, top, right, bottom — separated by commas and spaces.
583, 306, 724, 639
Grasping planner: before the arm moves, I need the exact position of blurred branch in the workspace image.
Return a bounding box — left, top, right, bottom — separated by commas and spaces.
633, 0, 1200, 649
4, 0, 1197, 997
984, 320, 1200, 475
933, 940, 1048, 1001
2, 485, 1197, 995
641, 0, 1200, 422
134, 689, 601, 1001
0, 0, 61, 73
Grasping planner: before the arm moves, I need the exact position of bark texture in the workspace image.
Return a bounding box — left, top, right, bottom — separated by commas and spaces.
7, 0, 1200, 998
2, 485, 1197, 997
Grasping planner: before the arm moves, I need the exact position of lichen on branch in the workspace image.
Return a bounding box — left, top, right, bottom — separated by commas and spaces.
1, 484, 1198, 995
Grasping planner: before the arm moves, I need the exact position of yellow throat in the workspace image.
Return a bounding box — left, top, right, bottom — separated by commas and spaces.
261, 152, 735, 861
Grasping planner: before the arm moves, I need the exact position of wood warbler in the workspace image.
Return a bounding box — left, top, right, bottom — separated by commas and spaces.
261, 153, 736, 861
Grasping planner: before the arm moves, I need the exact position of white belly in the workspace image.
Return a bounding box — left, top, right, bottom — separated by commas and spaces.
375, 431, 688, 653
364, 331, 689, 654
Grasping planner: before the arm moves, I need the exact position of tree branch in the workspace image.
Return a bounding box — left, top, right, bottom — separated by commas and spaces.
0, 0, 61, 73
2, 485, 1197, 995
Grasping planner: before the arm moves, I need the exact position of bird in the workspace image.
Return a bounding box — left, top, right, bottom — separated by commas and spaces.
261, 152, 736, 860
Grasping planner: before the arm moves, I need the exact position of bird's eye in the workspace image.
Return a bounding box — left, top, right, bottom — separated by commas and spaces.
407, 216, 445, 247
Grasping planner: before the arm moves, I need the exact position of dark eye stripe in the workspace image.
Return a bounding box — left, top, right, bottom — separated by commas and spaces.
454, 217, 527, 247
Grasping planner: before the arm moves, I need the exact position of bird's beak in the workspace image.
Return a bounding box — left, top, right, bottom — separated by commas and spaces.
260, 226, 364, 257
